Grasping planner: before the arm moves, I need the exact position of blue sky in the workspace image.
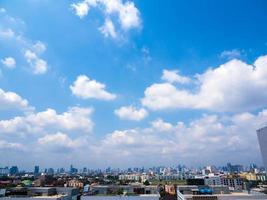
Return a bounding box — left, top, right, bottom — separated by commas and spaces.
0, 0, 267, 170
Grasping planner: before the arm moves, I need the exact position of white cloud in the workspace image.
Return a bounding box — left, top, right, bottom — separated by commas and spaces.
142, 56, 267, 112
161, 69, 191, 84
95, 109, 266, 166
142, 83, 194, 110
0, 9, 48, 75
70, 75, 116, 100
151, 119, 173, 132
220, 49, 241, 59
0, 88, 32, 111
1, 57, 16, 69
117, 1, 140, 30
71, 1, 91, 18
99, 18, 117, 38
0, 140, 24, 150
0, 28, 15, 38
0, 106, 94, 135
32, 41, 46, 54
24, 49, 48, 74
114, 106, 148, 121
71, 0, 141, 38
1, 106, 266, 167
38, 132, 86, 152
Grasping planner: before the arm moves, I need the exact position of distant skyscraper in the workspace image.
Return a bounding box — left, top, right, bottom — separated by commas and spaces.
70, 165, 78, 174
9, 166, 19, 175
257, 126, 267, 173
47, 168, 54, 175
34, 166, 39, 174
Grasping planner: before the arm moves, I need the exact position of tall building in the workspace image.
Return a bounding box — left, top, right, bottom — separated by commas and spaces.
34, 166, 39, 175
9, 166, 19, 175
257, 126, 267, 172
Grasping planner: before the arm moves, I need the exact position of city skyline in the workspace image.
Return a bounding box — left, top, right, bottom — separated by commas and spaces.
0, 162, 264, 174
1, 0, 267, 169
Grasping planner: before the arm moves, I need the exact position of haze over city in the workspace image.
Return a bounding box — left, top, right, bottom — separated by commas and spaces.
1, 0, 267, 171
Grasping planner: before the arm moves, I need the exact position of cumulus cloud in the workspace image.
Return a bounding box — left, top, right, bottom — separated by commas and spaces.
1, 57, 16, 69
0, 106, 94, 135
24, 41, 48, 74
32, 41, 46, 54
70, 75, 116, 100
71, 0, 141, 38
142, 56, 267, 112
151, 119, 173, 132
0, 88, 32, 111
114, 106, 148, 121
161, 69, 191, 84
1, 106, 266, 167
38, 132, 86, 153
94, 109, 266, 166
70, 1, 93, 18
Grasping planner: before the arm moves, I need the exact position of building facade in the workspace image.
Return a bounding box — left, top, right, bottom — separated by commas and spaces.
257, 126, 267, 173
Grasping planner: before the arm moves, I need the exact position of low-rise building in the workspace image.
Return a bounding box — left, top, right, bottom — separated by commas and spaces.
1, 187, 80, 200
204, 176, 221, 186
177, 185, 267, 200
89, 184, 158, 195
220, 177, 243, 191
119, 174, 149, 183
67, 179, 84, 188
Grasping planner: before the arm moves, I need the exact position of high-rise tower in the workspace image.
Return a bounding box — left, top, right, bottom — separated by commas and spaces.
257, 126, 267, 173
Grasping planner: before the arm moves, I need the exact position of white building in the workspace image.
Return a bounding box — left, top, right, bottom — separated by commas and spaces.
119, 174, 149, 183
257, 126, 267, 173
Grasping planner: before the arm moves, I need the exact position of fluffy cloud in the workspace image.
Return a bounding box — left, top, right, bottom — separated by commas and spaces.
38, 132, 86, 153
99, 18, 117, 38
24, 41, 48, 74
151, 119, 173, 132
70, 0, 94, 18
114, 106, 148, 121
71, 0, 141, 38
161, 69, 191, 84
142, 56, 267, 112
0, 88, 32, 111
95, 109, 266, 166
0, 106, 93, 135
70, 75, 116, 100
1, 57, 16, 69
32, 41, 46, 54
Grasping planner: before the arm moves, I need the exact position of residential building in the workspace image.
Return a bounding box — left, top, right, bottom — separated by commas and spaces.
67, 179, 84, 188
